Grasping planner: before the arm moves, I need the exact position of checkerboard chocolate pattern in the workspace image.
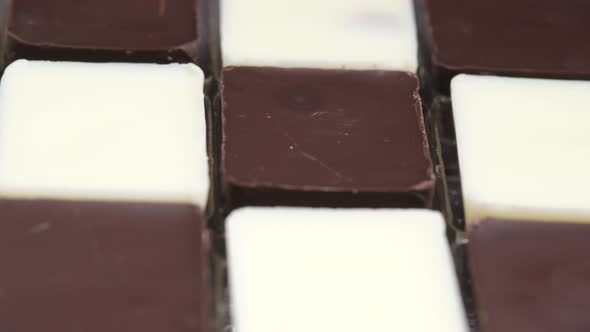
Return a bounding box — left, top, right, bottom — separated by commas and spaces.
0, 1, 589, 332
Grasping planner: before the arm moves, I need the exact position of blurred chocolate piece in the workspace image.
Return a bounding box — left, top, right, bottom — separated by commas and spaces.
226, 207, 468, 332
221, 67, 434, 209
417, 0, 590, 93
469, 218, 590, 332
0, 200, 209, 332
220, 0, 418, 71
6, 0, 203, 65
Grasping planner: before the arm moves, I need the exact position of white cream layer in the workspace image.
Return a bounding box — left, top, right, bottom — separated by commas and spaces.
0, 60, 209, 206
452, 74, 590, 224
221, 0, 418, 71
226, 207, 468, 332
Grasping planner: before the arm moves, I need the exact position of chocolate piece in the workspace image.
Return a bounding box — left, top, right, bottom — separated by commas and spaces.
0, 199, 209, 332
227, 207, 468, 332
417, 0, 590, 93
469, 218, 590, 332
6, 0, 202, 65
0, 60, 210, 208
451, 74, 590, 225
221, 67, 434, 209
221, 0, 418, 71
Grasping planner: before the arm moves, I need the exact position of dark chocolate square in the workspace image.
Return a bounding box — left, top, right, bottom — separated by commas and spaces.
221, 67, 434, 209
469, 219, 590, 332
417, 0, 590, 93
6, 0, 202, 64
0, 200, 209, 332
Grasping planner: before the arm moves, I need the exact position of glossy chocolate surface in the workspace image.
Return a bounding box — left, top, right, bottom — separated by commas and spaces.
469, 219, 590, 332
418, 0, 590, 92
6, 0, 201, 63
221, 67, 434, 209
0, 199, 209, 332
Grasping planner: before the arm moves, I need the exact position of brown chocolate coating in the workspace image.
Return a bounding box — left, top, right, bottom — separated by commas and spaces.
418, 0, 590, 92
6, 0, 201, 64
0, 199, 209, 332
469, 219, 590, 332
221, 67, 434, 209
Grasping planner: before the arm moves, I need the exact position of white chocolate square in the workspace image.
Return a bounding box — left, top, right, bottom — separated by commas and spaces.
451, 74, 590, 224
226, 207, 467, 332
0, 60, 209, 206
221, 0, 418, 71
